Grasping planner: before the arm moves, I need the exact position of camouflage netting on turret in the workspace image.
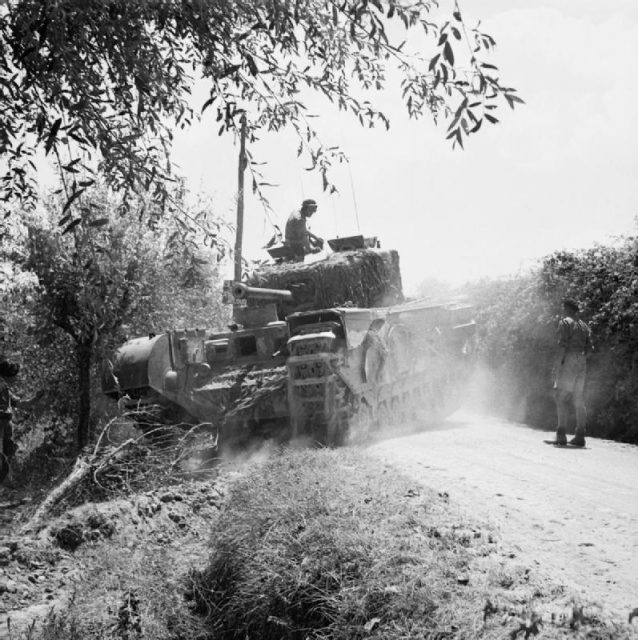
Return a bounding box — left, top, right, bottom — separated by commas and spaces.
246, 249, 403, 315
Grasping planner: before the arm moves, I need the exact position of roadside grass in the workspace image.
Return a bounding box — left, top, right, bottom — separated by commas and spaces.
28, 541, 209, 640
8, 479, 224, 640
14, 447, 637, 640
189, 447, 637, 640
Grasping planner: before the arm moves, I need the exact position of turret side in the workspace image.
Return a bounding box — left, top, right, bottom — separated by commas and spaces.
246, 249, 403, 315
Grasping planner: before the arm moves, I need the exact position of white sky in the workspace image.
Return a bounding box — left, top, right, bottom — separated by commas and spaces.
171, 0, 638, 294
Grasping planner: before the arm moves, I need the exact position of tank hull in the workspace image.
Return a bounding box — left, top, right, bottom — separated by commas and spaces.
103, 249, 475, 447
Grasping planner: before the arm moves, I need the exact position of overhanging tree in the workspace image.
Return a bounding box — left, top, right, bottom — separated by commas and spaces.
24, 188, 226, 450
26, 202, 145, 449
0, 0, 522, 227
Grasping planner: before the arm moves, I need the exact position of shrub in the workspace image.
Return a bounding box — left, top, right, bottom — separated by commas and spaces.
467, 236, 638, 443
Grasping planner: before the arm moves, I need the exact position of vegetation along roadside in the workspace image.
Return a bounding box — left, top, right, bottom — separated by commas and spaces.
6, 447, 636, 640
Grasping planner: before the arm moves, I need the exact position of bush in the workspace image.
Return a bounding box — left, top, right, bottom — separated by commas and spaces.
467, 236, 638, 443
1, 187, 227, 467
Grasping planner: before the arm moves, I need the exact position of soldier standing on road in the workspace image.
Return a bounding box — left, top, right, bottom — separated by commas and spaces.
550, 298, 593, 447
284, 198, 324, 261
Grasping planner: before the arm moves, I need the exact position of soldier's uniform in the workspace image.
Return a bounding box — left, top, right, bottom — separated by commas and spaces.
284, 199, 322, 261
0, 320, 19, 478
552, 307, 593, 447
284, 209, 311, 260
554, 316, 592, 395
0, 374, 14, 442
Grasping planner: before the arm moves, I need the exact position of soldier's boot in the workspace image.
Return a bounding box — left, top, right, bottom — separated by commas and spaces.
549, 427, 567, 446
569, 429, 586, 448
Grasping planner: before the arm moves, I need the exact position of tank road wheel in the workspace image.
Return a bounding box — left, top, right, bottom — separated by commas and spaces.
330, 413, 351, 447
410, 384, 424, 421
415, 381, 437, 427
349, 399, 373, 444
402, 390, 417, 424
390, 396, 403, 425
377, 400, 391, 430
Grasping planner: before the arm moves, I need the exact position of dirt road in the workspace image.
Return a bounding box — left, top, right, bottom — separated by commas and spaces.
369, 411, 638, 618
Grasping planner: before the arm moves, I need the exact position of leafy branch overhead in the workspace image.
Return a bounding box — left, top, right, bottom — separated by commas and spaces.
0, 0, 522, 218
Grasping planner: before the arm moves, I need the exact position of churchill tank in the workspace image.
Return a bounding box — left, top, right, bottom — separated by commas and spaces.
103, 236, 475, 447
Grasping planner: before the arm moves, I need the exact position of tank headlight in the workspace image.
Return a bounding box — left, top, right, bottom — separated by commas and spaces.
164, 370, 178, 393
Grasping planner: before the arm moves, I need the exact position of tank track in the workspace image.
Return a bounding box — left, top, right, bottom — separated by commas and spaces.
287, 332, 464, 446
286, 331, 350, 445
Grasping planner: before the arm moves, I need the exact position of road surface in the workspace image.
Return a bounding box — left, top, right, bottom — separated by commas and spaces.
369, 411, 638, 618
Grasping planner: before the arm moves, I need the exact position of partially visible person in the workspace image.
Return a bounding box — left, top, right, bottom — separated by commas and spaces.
550, 298, 593, 447
284, 198, 324, 261
0, 319, 20, 481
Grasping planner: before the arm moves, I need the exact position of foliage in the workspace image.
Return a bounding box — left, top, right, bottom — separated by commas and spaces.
415, 275, 452, 300
0, 0, 521, 223
1, 186, 227, 453
467, 235, 638, 443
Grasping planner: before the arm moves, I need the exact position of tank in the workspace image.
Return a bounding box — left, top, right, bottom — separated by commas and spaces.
103, 237, 475, 447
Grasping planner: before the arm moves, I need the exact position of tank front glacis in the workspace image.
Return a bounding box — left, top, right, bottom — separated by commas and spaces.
103, 321, 291, 443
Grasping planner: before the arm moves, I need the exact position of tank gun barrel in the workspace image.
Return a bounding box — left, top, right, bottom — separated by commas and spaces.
232, 282, 293, 302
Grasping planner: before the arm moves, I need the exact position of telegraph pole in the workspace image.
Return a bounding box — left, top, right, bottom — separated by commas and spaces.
234, 115, 247, 282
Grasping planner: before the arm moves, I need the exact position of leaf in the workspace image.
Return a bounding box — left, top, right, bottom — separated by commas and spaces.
485, 113, 499, 124
220, 63, 240, 78
44, 118, 62, 155
61, 188, 86, 216
62, 218, 82, 234
245, 54, 258, 76
35, 112, 46, 137
443, 41, 454, 66
88, 218, 109, 227
505, 94, 525, 108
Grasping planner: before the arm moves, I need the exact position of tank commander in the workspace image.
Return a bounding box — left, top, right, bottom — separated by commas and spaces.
284, 198, 324, 261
